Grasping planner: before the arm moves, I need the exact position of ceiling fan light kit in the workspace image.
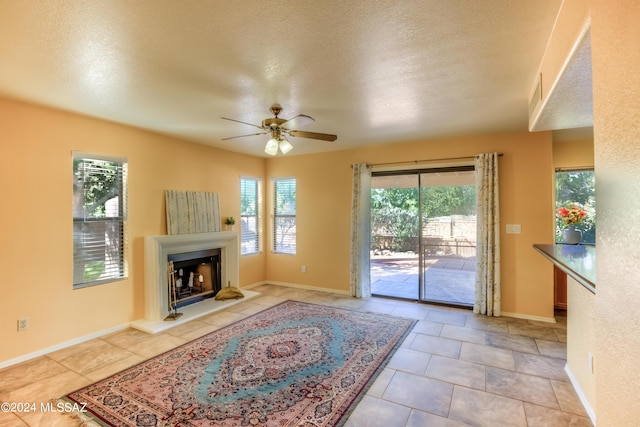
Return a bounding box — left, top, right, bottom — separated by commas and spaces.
222, 105, 337, 156
278, 139, 293, 155
264, 138, 279, 156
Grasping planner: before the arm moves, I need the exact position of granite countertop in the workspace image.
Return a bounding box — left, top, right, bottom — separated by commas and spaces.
533, 244, 596, 294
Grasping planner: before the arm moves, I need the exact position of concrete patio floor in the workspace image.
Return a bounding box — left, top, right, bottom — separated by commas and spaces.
371, 254, 475, 306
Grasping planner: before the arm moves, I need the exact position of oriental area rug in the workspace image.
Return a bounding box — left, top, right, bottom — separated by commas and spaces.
63, 300, 416, 426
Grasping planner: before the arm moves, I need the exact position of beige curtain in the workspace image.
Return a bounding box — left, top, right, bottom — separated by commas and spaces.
474, 153, 501, 316
165, 190, 221, 234
350, 163, 372, 298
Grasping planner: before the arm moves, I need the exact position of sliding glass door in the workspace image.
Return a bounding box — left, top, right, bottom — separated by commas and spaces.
419, 168, 476, 305
370, 167, 476, 307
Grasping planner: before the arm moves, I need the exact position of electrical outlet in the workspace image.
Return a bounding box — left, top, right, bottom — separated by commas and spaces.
588, 353, 594, 373
301, 265, 307, 273
17, 317, 29, 332
506, 224, 522, 234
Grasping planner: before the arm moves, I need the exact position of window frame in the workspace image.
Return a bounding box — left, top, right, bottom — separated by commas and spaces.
240, 176, 262, 256
72, 152, 128, 289
271, 177, 297, 255
554, 167, 596, 245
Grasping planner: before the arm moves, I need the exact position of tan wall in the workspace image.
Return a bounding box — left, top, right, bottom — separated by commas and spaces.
553, 138, 594, 169
591, 0, 640, 424
0, 98, 266, 363
566, 276, 596, 416
266, 131, 555, 319
0, 96, 556, 364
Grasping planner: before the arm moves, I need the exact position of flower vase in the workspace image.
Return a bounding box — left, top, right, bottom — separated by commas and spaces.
562, 226, 582, 245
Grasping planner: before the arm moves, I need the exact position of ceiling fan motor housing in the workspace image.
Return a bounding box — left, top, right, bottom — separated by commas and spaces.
262, 117, 287, 129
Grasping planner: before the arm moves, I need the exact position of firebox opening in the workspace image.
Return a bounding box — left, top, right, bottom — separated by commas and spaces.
168, 248, 221, 309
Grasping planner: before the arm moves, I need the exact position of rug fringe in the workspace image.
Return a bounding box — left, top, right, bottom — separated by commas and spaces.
54, 398, 105, 426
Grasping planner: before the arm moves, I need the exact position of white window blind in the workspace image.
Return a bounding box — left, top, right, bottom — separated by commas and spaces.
73, 153, 128, 288
240, 177, 261, 255
272, 177, 296, 254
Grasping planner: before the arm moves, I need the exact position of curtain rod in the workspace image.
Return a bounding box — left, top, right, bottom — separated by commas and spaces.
367, 153, 503, 168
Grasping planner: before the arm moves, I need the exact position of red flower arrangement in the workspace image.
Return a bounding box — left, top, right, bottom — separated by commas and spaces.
558, 203, 587, 227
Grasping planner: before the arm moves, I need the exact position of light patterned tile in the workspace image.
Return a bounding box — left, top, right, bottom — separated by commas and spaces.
465, 315, 510, 333
382, 371, 453, 417
125, 334, 187, 359
161, 319, 211, 337
440, 324, 487, 344
100, 328, 154, 348
387, 348, 431, 375
0, 370, 90, 405
250, 295, 288, 307
407, 409, 469, 427
536, 339, 567, 360
449, 386, 527, 426
0, 357, 68, 395
178, 322, 223, 341
487, 331, 539, 354
14, 408, 88, 427
47, 340, 134, 376
426, 355, 486, 390
460, 342, 516, 370
365, 367, 396, 398
426, 310, 467, 326
551, 380, 590, 417
0, 411, 28, 427
0, 285, 589, 427
399, 331, 417, 349
344, 395, 411, 427
508, 323, 559, 341
83, 354, 146, 382
226, 301, 271, 316
514, 352, 568, 382
410, 334, 461, 359
486, 367, 559, 409
524, 403, 593, 426
554, 328, 568, 343
390, 304, 431, 320
412, 320, 444, 336
200, 310, 247, 326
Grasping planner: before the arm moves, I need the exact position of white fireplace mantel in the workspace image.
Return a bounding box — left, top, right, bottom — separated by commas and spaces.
132, 231, 258, 333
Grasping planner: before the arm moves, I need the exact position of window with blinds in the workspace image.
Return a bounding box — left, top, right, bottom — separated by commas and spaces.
240, 177, 261, 255
272, 177, 296, 254
73, 153, 128, 288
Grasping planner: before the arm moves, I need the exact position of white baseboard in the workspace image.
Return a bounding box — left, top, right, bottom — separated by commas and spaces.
0, 323, 130, 370
1, 291, 261, 369
243, 280, 350, 296
564, 364, 597, 425
500, 311, 557, 323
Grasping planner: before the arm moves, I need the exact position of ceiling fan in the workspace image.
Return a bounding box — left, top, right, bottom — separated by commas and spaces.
221, 105, 337, 155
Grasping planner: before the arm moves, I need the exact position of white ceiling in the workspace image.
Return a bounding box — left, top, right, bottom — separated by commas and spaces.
0, 1, 566, 157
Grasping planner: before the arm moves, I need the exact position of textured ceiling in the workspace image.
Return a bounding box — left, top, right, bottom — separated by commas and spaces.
0, 1, 565, 157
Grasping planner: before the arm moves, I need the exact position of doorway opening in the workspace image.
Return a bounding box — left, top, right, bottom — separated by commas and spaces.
370, 167, 476, 307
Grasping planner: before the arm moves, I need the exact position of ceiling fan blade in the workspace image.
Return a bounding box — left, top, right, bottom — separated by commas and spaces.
221, 117, 264, 131
221, 132, 267, 141
288, 130, 337, 142
281, 114, 315, 130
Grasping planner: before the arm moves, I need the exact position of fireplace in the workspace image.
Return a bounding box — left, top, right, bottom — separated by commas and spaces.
133, 231, 257, 333
168, 248, 222, 309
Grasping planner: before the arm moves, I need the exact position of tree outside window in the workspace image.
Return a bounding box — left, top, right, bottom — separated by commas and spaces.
272, 178, 296, 254
555, 169, 595, 244
240, 177, 261, 255
73, 154, 128, 288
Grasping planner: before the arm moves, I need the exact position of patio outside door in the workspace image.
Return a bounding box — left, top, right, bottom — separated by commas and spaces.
370, 167, 477, 307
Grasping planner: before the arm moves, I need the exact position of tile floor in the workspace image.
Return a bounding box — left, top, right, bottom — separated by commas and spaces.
0, 284, 592, 426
